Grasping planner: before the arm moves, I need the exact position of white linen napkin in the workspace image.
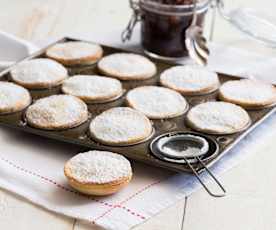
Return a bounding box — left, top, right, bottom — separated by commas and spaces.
0, 31, 37, 71
1, 32, 276, 230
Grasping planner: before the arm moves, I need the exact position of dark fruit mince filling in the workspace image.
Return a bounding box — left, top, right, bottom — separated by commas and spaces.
141, 0, 207, 58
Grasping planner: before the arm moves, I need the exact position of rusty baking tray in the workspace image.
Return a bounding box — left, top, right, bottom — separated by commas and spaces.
0, 37, 275, 174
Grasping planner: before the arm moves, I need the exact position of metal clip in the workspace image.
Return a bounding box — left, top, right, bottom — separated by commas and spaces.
216, 0, 230, 20
121, 0, 141, 42
209, 0, 217, 41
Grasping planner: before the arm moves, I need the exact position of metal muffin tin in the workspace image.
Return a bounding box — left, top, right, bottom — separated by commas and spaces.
0, 37, 275, 175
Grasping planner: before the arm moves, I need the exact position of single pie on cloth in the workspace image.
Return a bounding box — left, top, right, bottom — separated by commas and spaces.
64, 150, 132, 196
10, 58, 68, 89
186, 101, 251, 135
46, 41, 103, 66
89, 107, 153, 146
26, 95, 88, 130
219, 79, 276, 109
61, 75, 123, 103
160, 65, 220, 95
126, 86, 188, 119
97, 53, 157, 80
0, 82, 31, 114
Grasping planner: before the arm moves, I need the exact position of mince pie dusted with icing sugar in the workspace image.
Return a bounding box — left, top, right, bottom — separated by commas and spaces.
46, 41, 103, 66
0, 82, 31, 114
64, 150, 132, 196
89, 107, 153, 146
160, 65, 220, 95
126, 86, 188, 119
219, 79, 276, 109
10, 58, 68, 89
186, 101, 251, 135
97, 53, 157, 80
61, 75, 123, 103
26, 95, 88, 130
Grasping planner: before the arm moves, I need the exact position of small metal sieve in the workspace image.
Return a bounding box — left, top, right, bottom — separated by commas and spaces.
150, 132, 226, 197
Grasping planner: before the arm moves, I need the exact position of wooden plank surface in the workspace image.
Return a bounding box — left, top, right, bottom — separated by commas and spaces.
183, 132, 276, 230
0, 0, 276, 229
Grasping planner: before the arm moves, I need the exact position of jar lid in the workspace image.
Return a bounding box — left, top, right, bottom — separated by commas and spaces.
139, 0, 210, 16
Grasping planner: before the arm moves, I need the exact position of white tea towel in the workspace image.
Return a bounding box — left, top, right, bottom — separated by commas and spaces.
1, 32, 276, 230
0, 31, 37, 71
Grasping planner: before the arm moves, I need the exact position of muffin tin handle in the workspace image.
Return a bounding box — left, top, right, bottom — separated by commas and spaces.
184, 156, 226, 197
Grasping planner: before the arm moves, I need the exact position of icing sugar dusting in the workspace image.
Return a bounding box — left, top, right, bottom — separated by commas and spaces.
187, 102, 250, 134
220, 79, 276, 104
10, 58, 68, 85
0, 82, 31, 111
62, 75, 122, 101
26, 95, 88, 129
98, 53, 156, 79
160, 65, 219, 93
66, 150, 132, 184
46, 42, 102, 59
162, 146, 200, 157
126, 86, 187, 119
90, 107, 152, 145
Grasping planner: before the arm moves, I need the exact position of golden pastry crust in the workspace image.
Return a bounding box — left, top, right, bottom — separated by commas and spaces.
89, 107, 153, 146
160, 65, 220, 96
61, 75, 123, 103
10, 80, 65, 90
161, 80, 218, 95
46, 41, 103, 66
218, 94, 276, 109
186, 117, 251, 135
126, 86, 188, 119
219, 79, 276, 109
0, 82, 31, 114
97, 53, 157, 80
10, 58, 68, 89
90, 126, 153, 146
64, 150, 132, 196
27, 114, 88, 130
64, 166, 132, 196
186, 101, 251, 135
26, 95, 88, 130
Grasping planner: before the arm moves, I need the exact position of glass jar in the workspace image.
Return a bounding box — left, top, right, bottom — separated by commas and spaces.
123, 0, 210, 60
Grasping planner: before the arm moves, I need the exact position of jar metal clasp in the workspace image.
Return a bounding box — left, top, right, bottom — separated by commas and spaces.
121, 0, 141, 42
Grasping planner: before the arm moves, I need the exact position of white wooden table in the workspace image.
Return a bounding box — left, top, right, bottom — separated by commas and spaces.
0, 0, 276, 229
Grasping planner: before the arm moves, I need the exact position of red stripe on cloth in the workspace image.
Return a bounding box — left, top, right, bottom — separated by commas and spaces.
91, 177, 171, 223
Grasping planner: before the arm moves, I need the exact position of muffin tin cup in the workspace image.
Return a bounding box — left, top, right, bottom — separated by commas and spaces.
0, 37, 275, 176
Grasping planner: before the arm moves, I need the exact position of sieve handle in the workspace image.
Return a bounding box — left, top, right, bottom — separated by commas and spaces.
183, 156, 226, 197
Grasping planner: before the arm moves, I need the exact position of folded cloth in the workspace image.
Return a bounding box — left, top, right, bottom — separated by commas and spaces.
1, 32, 276, 230
0, 31, 37, 71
